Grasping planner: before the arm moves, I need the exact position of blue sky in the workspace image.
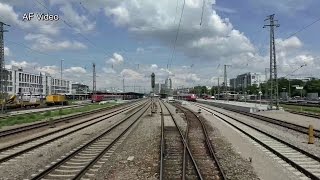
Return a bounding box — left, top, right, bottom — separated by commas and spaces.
1, 0, 320, 91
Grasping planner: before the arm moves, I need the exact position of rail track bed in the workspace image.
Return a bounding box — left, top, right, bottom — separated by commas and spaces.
175, 103, 225, 179
0, 101, 138, 138
285, 109, 320, 119
194, 103, 320, 138
196, 104, 320, 179
30, 101, 150, 180
0, 101, 146, 166
159, 100, 225, 179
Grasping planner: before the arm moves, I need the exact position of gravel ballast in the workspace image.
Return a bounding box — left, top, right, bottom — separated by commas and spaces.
0, 104, 143, 179
198, 103, 320, 158
185, 101, 301, 180
95, 104, 160, 180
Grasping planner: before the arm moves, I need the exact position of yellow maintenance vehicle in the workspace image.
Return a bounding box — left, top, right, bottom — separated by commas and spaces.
46, 94, 68, 105
0, 95, 41, 109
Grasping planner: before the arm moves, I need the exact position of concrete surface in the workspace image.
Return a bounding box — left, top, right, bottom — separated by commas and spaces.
197, 99, 271, 113
183, 101, 301, 180
255, 110, 320, 130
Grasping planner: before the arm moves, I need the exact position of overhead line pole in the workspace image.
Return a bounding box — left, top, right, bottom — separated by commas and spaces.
0, 21, 10, 114
264, 14, 280, 110
224, 65, 231, 101
92, 63, 96, 101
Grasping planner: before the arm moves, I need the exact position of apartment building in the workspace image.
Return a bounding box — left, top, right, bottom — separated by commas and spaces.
4, 66, 71, 98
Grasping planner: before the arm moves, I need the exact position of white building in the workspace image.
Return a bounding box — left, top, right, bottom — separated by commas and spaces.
4, 66, 72, 98
230, 72, 265, 90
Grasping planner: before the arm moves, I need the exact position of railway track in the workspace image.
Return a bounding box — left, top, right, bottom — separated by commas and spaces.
0, 100, 147, 165
194, 103, 320, 138
30, 101, 151, 179
175, 103, 226, 179
285, 109, 319, 119
196, 104, 320, 179
0, 104, 87, 120
0, 100, 139, 138
159, 100, 225, 179
159, 100, 201, 180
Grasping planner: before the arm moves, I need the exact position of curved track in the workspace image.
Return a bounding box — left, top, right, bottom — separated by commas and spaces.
30, 101, 150, 180
159, 100, 225, 179
0, 101, 147, 164
196, 104, 320, 179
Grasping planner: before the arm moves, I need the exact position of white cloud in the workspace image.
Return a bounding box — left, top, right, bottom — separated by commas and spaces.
64, 67, 87, 74
59, 3, 96, 33
106, 6, 130, 26
136, 47, 144, 53
102, 0, 254, 62
36, 66, 59, 75
0, 2, 60, 35
4, 47, 10, 56
276, 36, 302, 50
151, 64, 158, 69
120, 68, 143, 80
107, 53, 124, 65
24, 33, 87, 52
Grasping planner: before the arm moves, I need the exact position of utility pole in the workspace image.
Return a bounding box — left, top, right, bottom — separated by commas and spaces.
60, 59, 64, 93
122, 77, 125, 100
217, 77, 220, 100
0, 21, 10, 114
92, 63, 96, 100
265, 68, 269, 99
224, 65, 231, 101
264, 14, 280, 110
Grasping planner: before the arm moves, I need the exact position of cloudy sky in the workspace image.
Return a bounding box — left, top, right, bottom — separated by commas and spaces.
1, 0, 320, 92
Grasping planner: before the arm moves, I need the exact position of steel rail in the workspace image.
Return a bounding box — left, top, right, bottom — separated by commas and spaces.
159, 100, 203, 180
197, 104, 320, 180
31, 101, 150, 180
0, 101, 146, 164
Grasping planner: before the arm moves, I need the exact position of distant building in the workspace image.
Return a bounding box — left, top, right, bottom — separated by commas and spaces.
230, 72, 265, 90
71, 83, 89, 94
4, 66, 72, 98
165, 78, 172, 89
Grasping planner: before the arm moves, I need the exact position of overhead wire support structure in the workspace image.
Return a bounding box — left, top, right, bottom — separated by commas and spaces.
263, 14, 280, 110
0, 21, 10, 114
92, 63, 96, 100
223, 65, 231, 101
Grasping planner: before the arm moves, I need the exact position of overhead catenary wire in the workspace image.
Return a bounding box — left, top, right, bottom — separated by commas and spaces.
167, 0, 186, 70
34, 0, 112, 58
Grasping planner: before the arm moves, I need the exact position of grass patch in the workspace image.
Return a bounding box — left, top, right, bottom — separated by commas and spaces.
281, 104, 320, 114
0, 102, 118, 129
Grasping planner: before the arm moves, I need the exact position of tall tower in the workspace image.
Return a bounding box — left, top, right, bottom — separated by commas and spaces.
0, 22, 9, 113
151, 72, 155, 94
264, 14, 280, 110
92, 63, 96, 95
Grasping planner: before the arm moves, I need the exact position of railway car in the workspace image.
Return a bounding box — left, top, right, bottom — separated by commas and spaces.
1, 95, 41, 109
46, 95, 68, 105
175, 94, 197, 102
91, 94, 123, 102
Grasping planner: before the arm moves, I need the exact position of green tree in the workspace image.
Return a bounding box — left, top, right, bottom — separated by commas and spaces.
246, 84, 259, 95
305, 79, 320, 94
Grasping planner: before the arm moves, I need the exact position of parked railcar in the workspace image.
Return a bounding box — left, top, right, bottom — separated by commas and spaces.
46, 95, 68, 105
175, 94, 197, 102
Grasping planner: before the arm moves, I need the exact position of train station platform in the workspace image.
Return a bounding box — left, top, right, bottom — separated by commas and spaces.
196, 99, 278, 113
